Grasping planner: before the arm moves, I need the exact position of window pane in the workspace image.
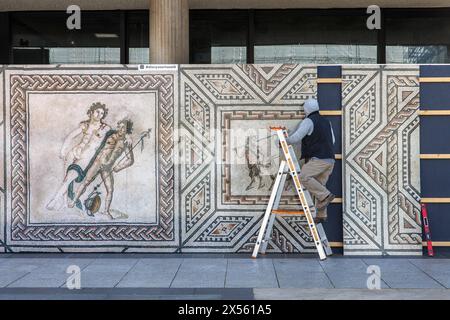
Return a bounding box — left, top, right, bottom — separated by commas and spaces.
387, 46, 449, 64
386, 15, 450, 63
12, 12, 121, 64
254, 10, 377, 64
211, 46, 246, 63
47, 47, 120, 64
0, 12, 10, 64
128, 11, 149, 64
129, 48, 149, 64
190, 10, 248, 64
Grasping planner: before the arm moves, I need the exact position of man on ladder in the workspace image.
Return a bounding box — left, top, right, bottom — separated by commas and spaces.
252, 98, 336, 260
283, 98, 336, 223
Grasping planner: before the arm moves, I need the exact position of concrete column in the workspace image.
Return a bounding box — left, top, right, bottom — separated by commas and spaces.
149, 0, 189, 64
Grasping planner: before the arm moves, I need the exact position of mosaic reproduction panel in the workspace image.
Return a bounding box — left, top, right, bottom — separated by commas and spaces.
342, 65, 422, 255
179, 64, 319, 252
0, 63, 425, 254
2, 65, 179, 252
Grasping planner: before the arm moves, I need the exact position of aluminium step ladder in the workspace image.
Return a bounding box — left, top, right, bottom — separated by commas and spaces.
252, 126, 332, 260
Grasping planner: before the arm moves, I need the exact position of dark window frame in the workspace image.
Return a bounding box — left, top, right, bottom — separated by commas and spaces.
126, 10, 150, 64
383, 8, 450, 64
0, 12, 12, 64
190, 7, 450, 64
189, 9, 250, 64
190, 8, 379, 64
120, 11, 128, 64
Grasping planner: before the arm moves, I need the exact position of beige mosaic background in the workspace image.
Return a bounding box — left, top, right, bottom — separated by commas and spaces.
342, 65, 422, 256
0, 64, 422, 254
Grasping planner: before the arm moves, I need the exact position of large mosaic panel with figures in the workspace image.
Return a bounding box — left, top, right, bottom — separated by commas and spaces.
179, 64, 320, 252
0, 63, 426, 254
1, 65, 179, 252
342, 65, 422, 255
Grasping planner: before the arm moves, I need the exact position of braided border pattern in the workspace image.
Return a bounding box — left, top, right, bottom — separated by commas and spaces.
9, 73, 175, 242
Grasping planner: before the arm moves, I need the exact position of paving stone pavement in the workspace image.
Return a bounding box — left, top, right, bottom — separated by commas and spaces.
0, 254, 449, 299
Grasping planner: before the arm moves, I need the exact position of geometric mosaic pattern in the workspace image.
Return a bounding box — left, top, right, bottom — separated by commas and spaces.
342, 65, 422, 255
0, 63, 424, 254
179, 64, 318, 252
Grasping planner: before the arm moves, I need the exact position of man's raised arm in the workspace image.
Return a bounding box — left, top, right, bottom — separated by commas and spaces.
285, 118, 314, 145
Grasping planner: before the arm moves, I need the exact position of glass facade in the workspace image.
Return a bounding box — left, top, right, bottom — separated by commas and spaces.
128, 11, 150, 64
254, 10, 377, 64
1, 8, 450, 65
386, 11, 450, 63
11, 12, 122, 64
254, 44, 377, 64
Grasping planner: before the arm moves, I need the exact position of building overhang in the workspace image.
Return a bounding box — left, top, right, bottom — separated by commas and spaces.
1, 0, 449, 12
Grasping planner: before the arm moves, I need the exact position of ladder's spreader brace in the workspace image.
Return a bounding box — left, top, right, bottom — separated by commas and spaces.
252, 127, 332, 260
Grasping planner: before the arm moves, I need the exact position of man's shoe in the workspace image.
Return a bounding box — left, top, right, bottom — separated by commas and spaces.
316, 193, 335, 211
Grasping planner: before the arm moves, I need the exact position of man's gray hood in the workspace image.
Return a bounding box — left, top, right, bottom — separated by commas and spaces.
304, 98, 320, 116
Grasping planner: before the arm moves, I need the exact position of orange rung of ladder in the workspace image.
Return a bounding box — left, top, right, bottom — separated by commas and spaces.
269, 126, 286, 131
272, 209, 305, 215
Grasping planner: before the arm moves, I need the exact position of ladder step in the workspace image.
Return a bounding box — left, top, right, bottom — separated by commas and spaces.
271, 207, 316, 215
